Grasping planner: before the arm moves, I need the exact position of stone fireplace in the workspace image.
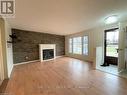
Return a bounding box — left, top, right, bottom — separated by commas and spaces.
39, 44, 56, 62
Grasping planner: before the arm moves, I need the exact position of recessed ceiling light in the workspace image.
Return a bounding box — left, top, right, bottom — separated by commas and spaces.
105, 15, 118, 24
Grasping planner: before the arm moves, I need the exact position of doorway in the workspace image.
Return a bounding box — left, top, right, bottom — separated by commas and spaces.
98, 28, 119, 75
104, 28, 119, 66
96, 25, 126, 76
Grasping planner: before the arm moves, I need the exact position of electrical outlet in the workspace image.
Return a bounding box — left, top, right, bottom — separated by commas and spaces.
25, 56, 29, 60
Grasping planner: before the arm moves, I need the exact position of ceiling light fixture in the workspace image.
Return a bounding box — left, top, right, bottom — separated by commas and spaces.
105, 15, 118, 24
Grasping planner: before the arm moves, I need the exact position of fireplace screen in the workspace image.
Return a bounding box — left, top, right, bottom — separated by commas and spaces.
43, 49, 54, 60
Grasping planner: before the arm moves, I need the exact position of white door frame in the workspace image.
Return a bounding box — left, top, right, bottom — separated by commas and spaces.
0, 18, 8, 81
0, 27, 5, 81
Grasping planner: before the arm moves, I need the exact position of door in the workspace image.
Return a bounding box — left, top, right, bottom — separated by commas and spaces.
118, 23, 126, 72
104, 28, 119, 66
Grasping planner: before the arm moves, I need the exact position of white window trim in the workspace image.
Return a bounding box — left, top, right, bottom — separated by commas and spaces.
68, 35, 89, 56
69, 38, 73, 53
73, 37, 82, 55
83, 35, 89, 55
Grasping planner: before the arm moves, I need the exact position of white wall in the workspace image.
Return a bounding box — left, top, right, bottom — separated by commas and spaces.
95, 47, 103, 68
0, 18, 8, 79
0, 19, 5, 80
5, 19, 13, 78
0, 17, 13, 78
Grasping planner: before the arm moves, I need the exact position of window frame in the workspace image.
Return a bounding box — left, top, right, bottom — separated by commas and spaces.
83, 35, 89, 55
72, 37, 82, 55
69, 38, 73, 53
68, 35, 89, 56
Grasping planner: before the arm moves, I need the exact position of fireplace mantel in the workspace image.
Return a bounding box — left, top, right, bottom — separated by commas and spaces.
39, 44, 56, 62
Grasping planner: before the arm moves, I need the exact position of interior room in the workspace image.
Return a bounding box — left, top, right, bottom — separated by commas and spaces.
0, 0, 127, 95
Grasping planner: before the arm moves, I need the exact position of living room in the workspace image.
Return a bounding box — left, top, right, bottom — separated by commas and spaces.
0, 0, 127, 95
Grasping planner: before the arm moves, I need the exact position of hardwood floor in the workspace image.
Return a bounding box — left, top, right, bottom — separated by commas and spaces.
1, 57, 127, 95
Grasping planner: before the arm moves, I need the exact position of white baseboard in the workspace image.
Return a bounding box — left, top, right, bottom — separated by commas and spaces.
55, 56, 64, 58
8, 64, 14, 78
14, 60, 39, 66
14, 56, 64, 66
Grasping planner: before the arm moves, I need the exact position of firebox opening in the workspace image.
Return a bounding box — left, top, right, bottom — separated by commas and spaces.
43, 49, 54, 60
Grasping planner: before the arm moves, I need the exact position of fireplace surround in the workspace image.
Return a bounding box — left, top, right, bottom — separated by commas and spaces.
39, 44, 56, 62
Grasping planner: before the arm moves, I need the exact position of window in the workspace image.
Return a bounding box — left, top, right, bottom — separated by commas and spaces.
73, 37, 82, 54
83, 36, 88, 55
68, 36, 88, 55
69, 38, 72, 53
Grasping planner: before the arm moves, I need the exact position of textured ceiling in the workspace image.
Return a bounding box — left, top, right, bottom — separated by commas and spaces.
7, 0, 127, 35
